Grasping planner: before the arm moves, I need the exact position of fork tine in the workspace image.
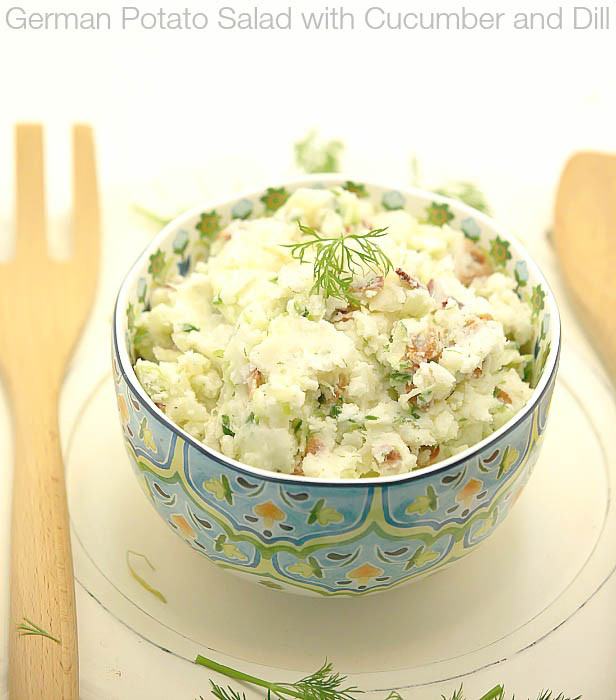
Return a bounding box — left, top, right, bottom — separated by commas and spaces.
72, 124, 100, 267
15, 124, 47, 258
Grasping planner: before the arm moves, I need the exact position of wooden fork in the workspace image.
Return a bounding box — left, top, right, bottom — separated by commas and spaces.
2, 125, 100, 698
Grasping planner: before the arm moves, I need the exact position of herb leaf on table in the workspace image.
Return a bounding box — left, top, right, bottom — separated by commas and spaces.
15, 617, 61, 644
432, 182, 491, 214
196, 656, 358, 700
295, 131, 344, 174
195, 654, 581, 700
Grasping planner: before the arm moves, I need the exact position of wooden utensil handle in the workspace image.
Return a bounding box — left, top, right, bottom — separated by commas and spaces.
8, 387, 79, 699
554, 152, 616, 389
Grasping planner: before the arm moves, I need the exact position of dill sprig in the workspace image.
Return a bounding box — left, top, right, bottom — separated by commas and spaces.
15, 617, 61, 644
196, 654, 581, 700
196, 656, 359, 700
284, 222, 393, 306
476, 687, 503, 700
132, 203, 174, 228
450, 686, 580, 700
432, 181, 491, 215
409, 155, 490, 214
294, 130, 344, 173
126, 550, 167, 604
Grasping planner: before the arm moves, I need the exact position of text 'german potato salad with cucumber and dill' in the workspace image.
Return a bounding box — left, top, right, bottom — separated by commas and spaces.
133, 187, 533, 479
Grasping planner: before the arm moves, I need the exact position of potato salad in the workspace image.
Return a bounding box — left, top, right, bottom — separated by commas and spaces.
133, 187, 533, 479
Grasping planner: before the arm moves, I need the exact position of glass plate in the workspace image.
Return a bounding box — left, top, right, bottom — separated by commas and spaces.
64, 341, 616, 692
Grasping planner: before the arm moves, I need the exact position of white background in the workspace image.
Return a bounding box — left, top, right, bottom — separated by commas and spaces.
1, 0, 616, 697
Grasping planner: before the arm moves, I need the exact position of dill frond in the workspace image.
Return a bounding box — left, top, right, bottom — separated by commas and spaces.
294, 131, 344, 173
15, 617, 61, 644
196, 654, 582, 700
284, 222, 393, 305
132, 203, 174, 227
208, 682, 248, 700
196, 655, 360, 700
432, 181, 491, 214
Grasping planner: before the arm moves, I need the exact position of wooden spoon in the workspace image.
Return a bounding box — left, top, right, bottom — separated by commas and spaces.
554, 151, 616, 385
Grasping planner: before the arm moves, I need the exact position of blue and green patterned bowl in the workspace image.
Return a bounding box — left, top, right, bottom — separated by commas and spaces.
112, 176, 560, 597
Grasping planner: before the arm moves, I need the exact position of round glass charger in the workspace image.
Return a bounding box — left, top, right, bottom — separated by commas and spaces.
65, 342, 616, 692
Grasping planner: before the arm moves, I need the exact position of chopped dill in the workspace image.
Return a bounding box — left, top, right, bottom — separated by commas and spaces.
329, 398, 344, 419
221, 415, 235, 437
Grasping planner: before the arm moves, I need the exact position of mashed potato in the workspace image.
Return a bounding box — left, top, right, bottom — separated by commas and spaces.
133, 187, 533, 479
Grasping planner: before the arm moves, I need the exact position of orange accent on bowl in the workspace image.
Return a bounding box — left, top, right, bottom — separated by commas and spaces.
171, 514, 196, 539
348, 563, 384, 586
117, 394, 129, 425
254, 501, 286, 529
456, 478, 482, 509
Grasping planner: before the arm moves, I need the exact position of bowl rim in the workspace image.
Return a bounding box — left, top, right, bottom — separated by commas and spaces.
113, 174, 561, 487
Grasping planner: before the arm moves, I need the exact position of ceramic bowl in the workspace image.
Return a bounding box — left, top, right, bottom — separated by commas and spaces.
112, 176, 560, 597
